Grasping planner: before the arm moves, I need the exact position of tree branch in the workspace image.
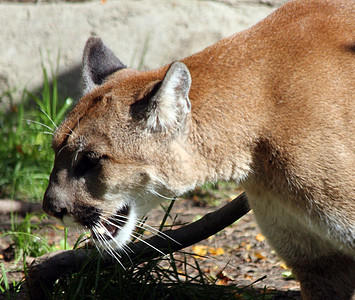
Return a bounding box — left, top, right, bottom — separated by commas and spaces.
27, 192, 250, 299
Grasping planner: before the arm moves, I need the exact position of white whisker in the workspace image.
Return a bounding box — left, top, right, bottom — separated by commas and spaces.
123, 243, 134, 254
106, 243, 124, 265
138, 223, 181, 246
100, 216, 166, 259
64, 124, 77, 137
150, 189, 176, 201
26, 119, 54, 132
58, 144, 69, 156
118, 244, 134, 267
94, 222, 126, 269
91, 227, 105, 257
43, 131, 54, 135
100, 244, 126, 268
38, 107, 58, 129
129, 231, 166, 257
74, 150, 79, 162
110, 213, 181, 246
93, 203, 180, 265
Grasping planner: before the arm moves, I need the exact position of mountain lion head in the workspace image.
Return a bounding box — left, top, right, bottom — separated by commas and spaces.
43, 37, 200, 253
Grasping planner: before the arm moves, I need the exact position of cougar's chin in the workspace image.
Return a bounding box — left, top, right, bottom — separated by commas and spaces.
91, 204, 137, 251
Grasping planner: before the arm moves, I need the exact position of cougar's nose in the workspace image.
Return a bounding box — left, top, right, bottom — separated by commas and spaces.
42, 186, 70, 220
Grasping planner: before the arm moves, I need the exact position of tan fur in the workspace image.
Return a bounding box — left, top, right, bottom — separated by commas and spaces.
43, 0, 355, 299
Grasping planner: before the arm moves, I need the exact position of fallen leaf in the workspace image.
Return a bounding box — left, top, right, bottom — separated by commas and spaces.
209, 247, 225, 256
216, 270, 233, 285
192, 245, 208, 257
216, 278, 229, 286
280, 262, 291, 270
254, 251, 266, 260
54, 224, 66, 230
255, 233, 265, 242
244, 274, 254, 280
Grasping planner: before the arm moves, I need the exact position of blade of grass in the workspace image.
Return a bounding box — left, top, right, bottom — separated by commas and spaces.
137, 33, 150, 70
0, 264, 10, 292
159, 198, 176, 232
55, 98, 73, 124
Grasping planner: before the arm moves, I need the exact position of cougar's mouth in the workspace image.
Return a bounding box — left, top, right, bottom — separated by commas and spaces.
91, 205, 131, 240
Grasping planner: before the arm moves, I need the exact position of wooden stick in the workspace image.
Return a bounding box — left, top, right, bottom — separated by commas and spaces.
27, 193, 250, 299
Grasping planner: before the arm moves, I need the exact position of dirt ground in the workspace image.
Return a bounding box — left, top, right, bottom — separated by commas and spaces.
146, 196, 301, 297
0, 194, 301, 299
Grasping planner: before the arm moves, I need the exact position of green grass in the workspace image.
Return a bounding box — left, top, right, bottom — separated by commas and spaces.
0, 212, 71, 298
0, 62, 73, 297
0, 263, 21, 298
0, 63, 72, 201
51, 250, 244, 300
6, 213, 56, 260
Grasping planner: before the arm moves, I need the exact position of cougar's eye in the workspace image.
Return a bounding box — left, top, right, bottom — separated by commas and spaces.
74, 152, 102, 177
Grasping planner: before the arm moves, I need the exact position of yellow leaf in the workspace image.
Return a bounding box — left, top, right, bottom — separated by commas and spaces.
192, 245, 208, 257
216, 278, 229, 286
255, 233, 265, 242
280, 262, 290, 270
54, 224, 66, 230
254, 251, 266, 260
209, 247, 225, 256
244, 274, 253, 280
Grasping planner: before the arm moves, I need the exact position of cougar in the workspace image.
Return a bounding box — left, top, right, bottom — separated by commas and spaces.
43, 0, 355, 298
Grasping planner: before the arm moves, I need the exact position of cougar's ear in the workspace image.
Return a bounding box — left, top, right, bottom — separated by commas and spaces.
145, 62, 191, 132
82, 37, 126, 94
